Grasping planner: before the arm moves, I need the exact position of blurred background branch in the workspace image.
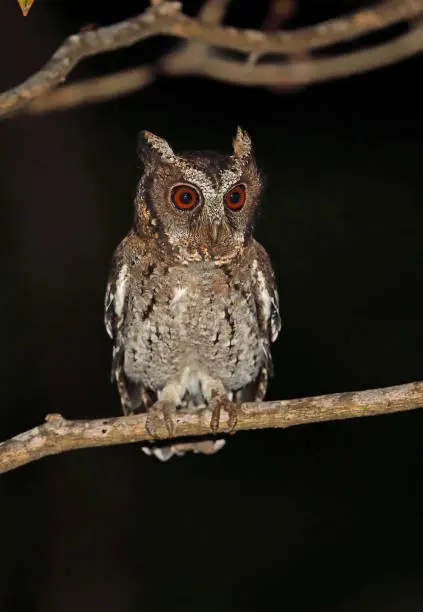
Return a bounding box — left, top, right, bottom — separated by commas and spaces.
2, 0, 423, 116
1, 380, 422, 474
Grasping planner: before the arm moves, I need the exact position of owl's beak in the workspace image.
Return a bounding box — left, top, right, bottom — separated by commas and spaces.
210, 220, 221, 243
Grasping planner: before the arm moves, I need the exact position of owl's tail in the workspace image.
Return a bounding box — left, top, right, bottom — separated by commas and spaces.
141, 438, 226, 462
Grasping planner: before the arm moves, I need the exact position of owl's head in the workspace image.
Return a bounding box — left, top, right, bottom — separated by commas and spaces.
134, 128, 263, 263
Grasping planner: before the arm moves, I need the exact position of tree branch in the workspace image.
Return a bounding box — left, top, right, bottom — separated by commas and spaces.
27, 20, 423, 114
1, 380, 422, 474
162, 21, 423, 86
1, 0, 423, 117
28, 66, 154, 113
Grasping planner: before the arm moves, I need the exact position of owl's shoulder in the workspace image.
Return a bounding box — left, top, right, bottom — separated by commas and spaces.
110, 231, 148, 270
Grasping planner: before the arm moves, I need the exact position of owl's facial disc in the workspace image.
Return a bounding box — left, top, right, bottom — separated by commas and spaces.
162, 170, 253, 250
135, 129, 262, 261
168, 181, 224, 243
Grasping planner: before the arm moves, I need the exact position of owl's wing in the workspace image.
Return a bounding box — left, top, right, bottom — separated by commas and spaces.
104, 238, 131, 344
251, 240, 281, 379
235, 241, 281, 404
104, 233, 155, 414
251, 241, 281, 345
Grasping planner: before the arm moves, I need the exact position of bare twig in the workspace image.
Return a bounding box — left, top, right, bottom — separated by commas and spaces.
163, 22, 423, 86
159, 0, 231, 86
0, 1, 181, 117
259, 0, 309, 91
29, 19, 423, 114
29, 66, 154, 113
0, 380, 422, 474
1, 0, 423, 117
195, 0, 231, 24
28, 0, 232, 114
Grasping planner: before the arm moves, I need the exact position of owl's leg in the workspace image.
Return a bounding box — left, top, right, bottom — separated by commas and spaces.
145, 382, 184, 439
201, 378, 239, 434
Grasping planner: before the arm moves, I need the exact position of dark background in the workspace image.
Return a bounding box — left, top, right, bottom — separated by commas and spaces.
1, 1, 423, 610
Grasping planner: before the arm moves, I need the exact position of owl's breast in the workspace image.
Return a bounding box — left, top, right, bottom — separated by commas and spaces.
122, 262, 262, 392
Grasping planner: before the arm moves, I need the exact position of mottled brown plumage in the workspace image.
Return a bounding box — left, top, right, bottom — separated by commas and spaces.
104, 128, 281, 460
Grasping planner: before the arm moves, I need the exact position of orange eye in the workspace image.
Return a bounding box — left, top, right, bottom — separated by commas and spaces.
170, 184, 200, 210
225, 184, 246, 211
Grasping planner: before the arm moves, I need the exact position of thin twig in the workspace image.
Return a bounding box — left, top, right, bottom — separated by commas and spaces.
0, 1, 181, 117
27, 0, 232, 114
1, 0, 423, 117
29, 20, 423, 114
28, 66, 154, 113
0, 380, 422, 474
195, 0, 231, 23
163, 22, 423, 86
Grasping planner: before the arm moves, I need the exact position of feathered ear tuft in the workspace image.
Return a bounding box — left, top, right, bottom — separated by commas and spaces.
232, 126, 252, 160
137, 130, 176, 166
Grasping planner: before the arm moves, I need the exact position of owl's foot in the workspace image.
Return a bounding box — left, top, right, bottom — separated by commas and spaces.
209, 392, 239, 434
145, 401, 176, 439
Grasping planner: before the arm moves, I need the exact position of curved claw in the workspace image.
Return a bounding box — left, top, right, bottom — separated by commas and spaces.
209, 393, 239, 434
145, 401, 176, 439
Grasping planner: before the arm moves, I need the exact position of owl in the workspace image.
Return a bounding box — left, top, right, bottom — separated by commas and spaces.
104, 127, 281, 460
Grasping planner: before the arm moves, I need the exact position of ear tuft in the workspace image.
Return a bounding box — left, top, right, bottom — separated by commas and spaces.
137, 130, 176, 165
232, 126, 252, 160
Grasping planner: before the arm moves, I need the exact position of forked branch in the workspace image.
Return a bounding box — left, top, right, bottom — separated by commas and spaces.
0, 380, 422, 474
2, 0, 423, 116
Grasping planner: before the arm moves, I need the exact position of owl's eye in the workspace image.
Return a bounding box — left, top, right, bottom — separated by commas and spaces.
171, 184, 200, 210
225, 184, 246, 211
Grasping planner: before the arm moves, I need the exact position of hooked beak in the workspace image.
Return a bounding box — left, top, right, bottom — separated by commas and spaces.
210, 220, 221, 243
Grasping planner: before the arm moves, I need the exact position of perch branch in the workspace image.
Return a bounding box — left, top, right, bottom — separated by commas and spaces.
2, 0, 423, 116
0, 380, 422, 474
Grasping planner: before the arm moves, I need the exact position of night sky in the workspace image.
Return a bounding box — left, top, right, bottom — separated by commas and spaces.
1, 1, 423, 611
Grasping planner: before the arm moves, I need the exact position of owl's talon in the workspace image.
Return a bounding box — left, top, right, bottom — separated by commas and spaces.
226, 403, 238, 433
163, 406, 176, 438
146, 401, 176, 439
146, 411, 162, 439
210, 406, 220, 434
209, 393, 238, 434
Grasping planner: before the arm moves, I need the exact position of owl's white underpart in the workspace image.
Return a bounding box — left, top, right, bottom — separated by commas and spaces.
156, 368, 228, 408
141, 438, 227, 461
105, 129, 281, 460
